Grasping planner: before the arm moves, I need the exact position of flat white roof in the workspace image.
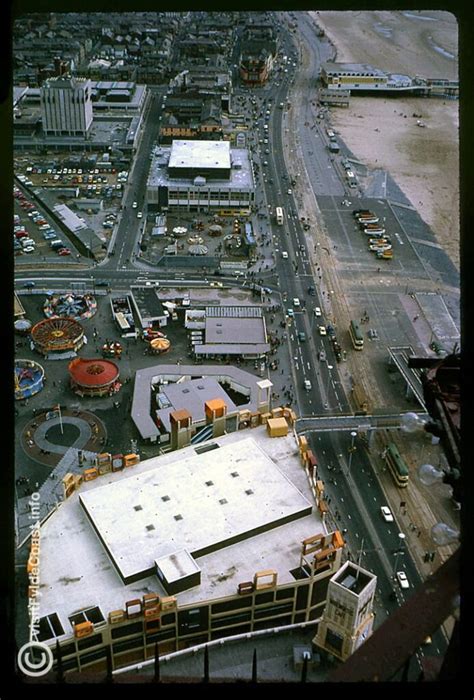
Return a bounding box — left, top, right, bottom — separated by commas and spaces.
79, 436, 312, 583
169, 139, 231, 170
37, 427, 326, 634
206, 316, 266, 345
148, 145, 254, 191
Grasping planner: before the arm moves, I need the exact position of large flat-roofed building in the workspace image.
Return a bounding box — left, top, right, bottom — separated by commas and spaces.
147, 140, 255, 212
30, 426, 344, 674
80, 436, 313, 585
168, 139, 230, 179
41, 76, 93, 136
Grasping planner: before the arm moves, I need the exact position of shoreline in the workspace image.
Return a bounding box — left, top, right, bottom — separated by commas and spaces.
312, 11, 459, 270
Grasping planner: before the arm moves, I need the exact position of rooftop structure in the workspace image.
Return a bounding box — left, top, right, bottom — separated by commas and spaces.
31, 426, 343, 673
53, 204, 104, 256
168, 139, 230, 178
314, 561, 377, 661
14, 83, 148, 152
131, 364, 272, 442
193, 306, 269, 359
40, 75, 93, 136
14, 292, 26, 318
130, 286, 168, 329
146, 142, 255, 212
155, 376, 239, 433
319, 62, 431, 93
80, 435, 313, 585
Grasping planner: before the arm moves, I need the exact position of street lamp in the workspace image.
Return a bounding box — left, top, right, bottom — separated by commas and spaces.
347, 431, 357, 473
393, 532, 406, 576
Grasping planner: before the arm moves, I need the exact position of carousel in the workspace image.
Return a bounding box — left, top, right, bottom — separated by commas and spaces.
15, 359, 45, 400
31, 317, 85, 356
68, 358, 121, 398
43, 292, 97, 321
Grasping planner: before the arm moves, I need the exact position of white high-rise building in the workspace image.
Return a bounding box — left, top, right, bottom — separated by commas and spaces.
314, 560, 377, 661
40, 76, 93, 137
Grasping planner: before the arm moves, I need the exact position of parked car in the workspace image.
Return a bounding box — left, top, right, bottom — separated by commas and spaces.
298, 331, 306, 342
43, 232, 57, 240
22, 246, 35, 254
318, 325, 327, 336
132, 201, 138, 208
314, 307, 322, 317
381, 506, 394, 522
281, 251, 289, 259
287, 308, 294, 317
293, 297, 300, 307
304, 379, 312, 391
318, 350, 326, 362
57, 248, 71, 256
137, 211, 143, 219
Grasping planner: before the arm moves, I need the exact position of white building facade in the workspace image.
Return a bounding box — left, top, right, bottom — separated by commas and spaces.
41, 76, 93, 136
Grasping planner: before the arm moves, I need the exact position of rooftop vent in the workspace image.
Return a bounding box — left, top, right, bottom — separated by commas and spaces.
245, 489, 254, 496
134, 505, 143, 511
146, 524, 155, 531
231, 471, 239, 478
174, 514, 183, 521
161, 495, 170, 502
219, 498, 228, 505
205, 480, 214, 487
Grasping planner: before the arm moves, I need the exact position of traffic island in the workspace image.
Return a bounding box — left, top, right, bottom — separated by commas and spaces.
20, 408, 107, 468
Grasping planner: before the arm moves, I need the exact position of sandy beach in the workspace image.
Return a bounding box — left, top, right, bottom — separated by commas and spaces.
311, 11, 459, 269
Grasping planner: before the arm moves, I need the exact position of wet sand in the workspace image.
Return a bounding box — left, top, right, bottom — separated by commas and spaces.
312, 10, 459, 269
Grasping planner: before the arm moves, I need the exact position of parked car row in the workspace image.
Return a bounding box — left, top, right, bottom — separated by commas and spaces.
353, 209, 394, 260
14, 185, 72, 257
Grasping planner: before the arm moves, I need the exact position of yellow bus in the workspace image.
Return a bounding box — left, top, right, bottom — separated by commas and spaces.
218, 209, 250, 217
